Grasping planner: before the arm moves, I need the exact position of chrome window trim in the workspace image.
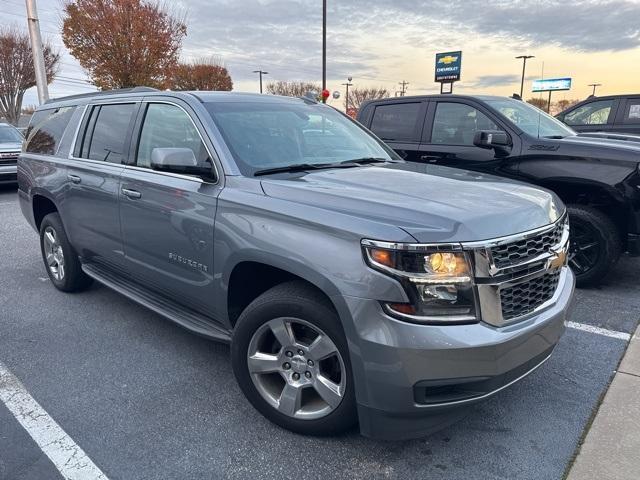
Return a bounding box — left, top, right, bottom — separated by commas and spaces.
122, 164, 204, 184
133, 99, 220, 186
66, 104, 88, 160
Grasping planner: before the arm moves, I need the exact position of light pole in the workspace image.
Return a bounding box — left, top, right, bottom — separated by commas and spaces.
398, 80, 409, 96
588, 83, 602, 96
515, 55, 535, 98
342, 76, 353, 111
253, 70, 268, 94
25, 0, 49, 104
322, 0, 327, 102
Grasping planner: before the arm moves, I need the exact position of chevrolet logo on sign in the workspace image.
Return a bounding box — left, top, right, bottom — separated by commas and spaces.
438, 55, 458, 65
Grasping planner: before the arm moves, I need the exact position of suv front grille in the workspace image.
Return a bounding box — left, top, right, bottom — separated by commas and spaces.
490, 219, 565, 269
500, 271, 561, 321
0, 152, 19, 165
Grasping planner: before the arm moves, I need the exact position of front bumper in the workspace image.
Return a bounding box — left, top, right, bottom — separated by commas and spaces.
342, 266, 575, 440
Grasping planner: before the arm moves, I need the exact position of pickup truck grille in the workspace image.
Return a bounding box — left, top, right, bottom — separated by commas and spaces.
0, 152, 19, 165
500, 271, 561, 321
490, 219, 566, 269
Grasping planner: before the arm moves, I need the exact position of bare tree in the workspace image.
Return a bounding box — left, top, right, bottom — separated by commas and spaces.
0, 27, 59, 125
526, 97, 548, 110
345, 86, 389, 112
62, 0, 186, 89
555, 99, 580, 113
171, 57, 233, 91
266, 81, 320, 97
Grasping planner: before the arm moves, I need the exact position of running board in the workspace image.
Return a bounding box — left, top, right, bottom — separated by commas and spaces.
82, 263, 231, 343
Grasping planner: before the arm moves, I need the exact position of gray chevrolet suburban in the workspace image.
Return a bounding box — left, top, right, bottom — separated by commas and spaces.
18, 88, 575, 440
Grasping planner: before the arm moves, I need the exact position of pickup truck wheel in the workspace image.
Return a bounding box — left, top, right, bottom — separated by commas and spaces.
567, 205, 621, 287
231, 281, 357, 436
39, 213, 92, 292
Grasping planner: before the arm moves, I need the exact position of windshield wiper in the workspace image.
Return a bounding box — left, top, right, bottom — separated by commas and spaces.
254, 162, 348, 176
337, 157, 396, 166
253, 158, 394, 177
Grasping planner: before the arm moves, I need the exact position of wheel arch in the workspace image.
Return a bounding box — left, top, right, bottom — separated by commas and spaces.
31, 192, 59, 232
538, 177, 628, 236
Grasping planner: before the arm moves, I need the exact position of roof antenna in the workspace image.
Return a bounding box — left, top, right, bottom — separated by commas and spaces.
511, 93, 522, 100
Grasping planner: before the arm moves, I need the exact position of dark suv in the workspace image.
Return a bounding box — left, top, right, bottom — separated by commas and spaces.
358, 95, 640, 286
556, 94, 640, 136
19, 88, 574, 440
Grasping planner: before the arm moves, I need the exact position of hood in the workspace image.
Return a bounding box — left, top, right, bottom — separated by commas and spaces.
0, 142, 21, 153
557, 134, 640, 159
260, 163, 563, 243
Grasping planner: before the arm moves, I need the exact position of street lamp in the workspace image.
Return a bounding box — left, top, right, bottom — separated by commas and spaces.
515, 55, 535, 98
253, 70, 269, 94
588, 83, 602, 96
342, 76, 353, 111
322, 0, 327, 102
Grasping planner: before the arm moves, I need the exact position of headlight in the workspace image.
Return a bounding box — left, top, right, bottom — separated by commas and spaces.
362, 240, 477, 324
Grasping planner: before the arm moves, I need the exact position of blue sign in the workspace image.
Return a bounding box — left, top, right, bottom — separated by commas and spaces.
531, 77, 572, 92
435, 51, 462, 83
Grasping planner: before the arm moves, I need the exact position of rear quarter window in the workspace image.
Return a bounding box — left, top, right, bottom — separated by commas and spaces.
25, 106, 76, 155
369, 103, 421, 141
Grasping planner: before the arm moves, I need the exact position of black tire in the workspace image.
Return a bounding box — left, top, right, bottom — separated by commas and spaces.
567, 204, 621, 287
39, 212, 92, 292
231, 281, 357, 436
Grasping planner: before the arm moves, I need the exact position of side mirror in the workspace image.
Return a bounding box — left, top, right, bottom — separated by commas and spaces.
473, 130, 511, 150
150, 148, 211, 177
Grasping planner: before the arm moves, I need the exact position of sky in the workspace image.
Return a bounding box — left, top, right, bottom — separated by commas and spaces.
5, 0, 640, 110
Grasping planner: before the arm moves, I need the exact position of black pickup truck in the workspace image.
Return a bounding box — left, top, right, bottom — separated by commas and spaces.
357, 95, 640, 286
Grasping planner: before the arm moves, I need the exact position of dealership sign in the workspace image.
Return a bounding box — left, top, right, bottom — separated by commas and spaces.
435, 51, 462, 82
531, 77, 572, 92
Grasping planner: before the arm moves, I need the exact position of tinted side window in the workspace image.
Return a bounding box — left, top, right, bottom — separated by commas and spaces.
370, 103, 421, 141
136, 103, 214, 178
564, 100, 614, 126
623, 100, 640, 124
78, 103, 135, 163
25, 106, 76, 155
431, 103, 498, 146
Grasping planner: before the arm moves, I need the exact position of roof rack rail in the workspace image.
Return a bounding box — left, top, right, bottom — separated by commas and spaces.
44, 86, 159, 104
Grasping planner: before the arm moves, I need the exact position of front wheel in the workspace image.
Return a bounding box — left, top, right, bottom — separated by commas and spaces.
231, 281, 357, 436
567, 205, 621, 287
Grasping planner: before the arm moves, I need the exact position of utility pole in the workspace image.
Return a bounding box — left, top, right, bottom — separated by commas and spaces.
588, 83, 602, 96
322, 0, 327, 102
342, 76, 353, 111
398, 81, 409, 96
253, 70, 268, 94
515, 55, 534, 99
25, 0, 49, 104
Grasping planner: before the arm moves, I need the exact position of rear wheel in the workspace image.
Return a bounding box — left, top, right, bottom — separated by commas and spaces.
39, 213, 92, 292
567, 205, 621, 287
231, 281, 357, 436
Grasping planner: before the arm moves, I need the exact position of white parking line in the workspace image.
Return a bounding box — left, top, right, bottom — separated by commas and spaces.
567, 321, 631, 341
0, 361, 109, 480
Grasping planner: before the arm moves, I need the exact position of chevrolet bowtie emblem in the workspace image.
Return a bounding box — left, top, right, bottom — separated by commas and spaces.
546, 249, 567, 270
438, 55, 458, 65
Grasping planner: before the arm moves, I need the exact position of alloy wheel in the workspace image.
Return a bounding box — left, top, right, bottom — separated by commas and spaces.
43, 226, 65, 281
247, 317, 346, 420
569, 222, 600, 275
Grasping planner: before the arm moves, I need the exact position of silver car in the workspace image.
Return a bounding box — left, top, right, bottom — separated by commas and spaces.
0, 123, 22, 185
18, 89, 575, 440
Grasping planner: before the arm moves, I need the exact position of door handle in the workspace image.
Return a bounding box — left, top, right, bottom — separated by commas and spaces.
420, 154, 440, 162
121, 188, 142, 199
67, 174, 81, 184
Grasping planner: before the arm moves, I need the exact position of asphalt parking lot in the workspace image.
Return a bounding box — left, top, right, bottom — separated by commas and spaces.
1, 185, 638, 480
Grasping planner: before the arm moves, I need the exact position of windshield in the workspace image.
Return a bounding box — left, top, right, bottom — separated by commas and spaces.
0, 125, 23, 143
205, 101, 398, 176
484, 98, 576, 139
